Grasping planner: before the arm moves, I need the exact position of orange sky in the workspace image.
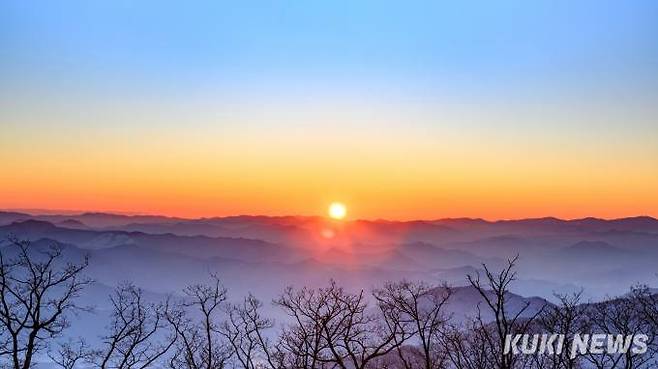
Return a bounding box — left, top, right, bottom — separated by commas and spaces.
1, 96, 656, 221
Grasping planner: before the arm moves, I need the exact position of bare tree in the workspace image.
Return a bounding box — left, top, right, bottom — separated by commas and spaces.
273, 308, 324, 369
584, 293, 656, 369
631, 285, 658, 369
448, 256, 545, 369
442, 321, 498, 369
274, 280, 406, 369
0, 237, 91, 369
166, 276, 232, 369
92, 282, 176, 369
218, 294, 279, 369
631, 284, 658, 332
48, 338, 92, 369
533, 291, 588, 369
374, 280, 452, 369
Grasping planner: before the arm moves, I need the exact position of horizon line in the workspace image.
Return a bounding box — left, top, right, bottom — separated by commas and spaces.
1, 207, 656, 224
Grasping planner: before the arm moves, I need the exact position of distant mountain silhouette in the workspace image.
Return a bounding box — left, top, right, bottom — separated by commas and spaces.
430, 285, 550, 323
57, 218, 89, 228
0, 220, 299, 262
560, 240, 626, 256
1, 211, 657, 301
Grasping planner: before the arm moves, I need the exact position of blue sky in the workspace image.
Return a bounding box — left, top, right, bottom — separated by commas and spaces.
2, 0, 657, 98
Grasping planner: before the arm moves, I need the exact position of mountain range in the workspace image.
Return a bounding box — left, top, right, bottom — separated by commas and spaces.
1, 210, 657, 303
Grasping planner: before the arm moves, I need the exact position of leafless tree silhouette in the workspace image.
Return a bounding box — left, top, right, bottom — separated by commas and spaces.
0, 237, 91, 369
218, 293, 279, 369
632, 284, 658, 333
584, 293, 656, 369
274, 280, 407, 369
48, 338, 92, 369
166, 275, 232, 369
531, 290, 589, 369
443, 256, 545, 369
442, 321, 498, 369
374, 280, 452, 369
92, 282, 176, 369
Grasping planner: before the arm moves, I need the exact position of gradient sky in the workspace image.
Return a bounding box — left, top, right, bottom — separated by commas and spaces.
1, 0, 657, 220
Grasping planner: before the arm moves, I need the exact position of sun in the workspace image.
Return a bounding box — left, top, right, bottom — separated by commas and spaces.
328, 202, 347, 220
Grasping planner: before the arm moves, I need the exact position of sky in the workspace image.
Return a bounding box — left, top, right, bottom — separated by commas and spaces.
1, 0, 657, 220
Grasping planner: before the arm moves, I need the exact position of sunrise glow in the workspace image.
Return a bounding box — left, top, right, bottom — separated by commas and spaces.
328, 202, 347, 220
